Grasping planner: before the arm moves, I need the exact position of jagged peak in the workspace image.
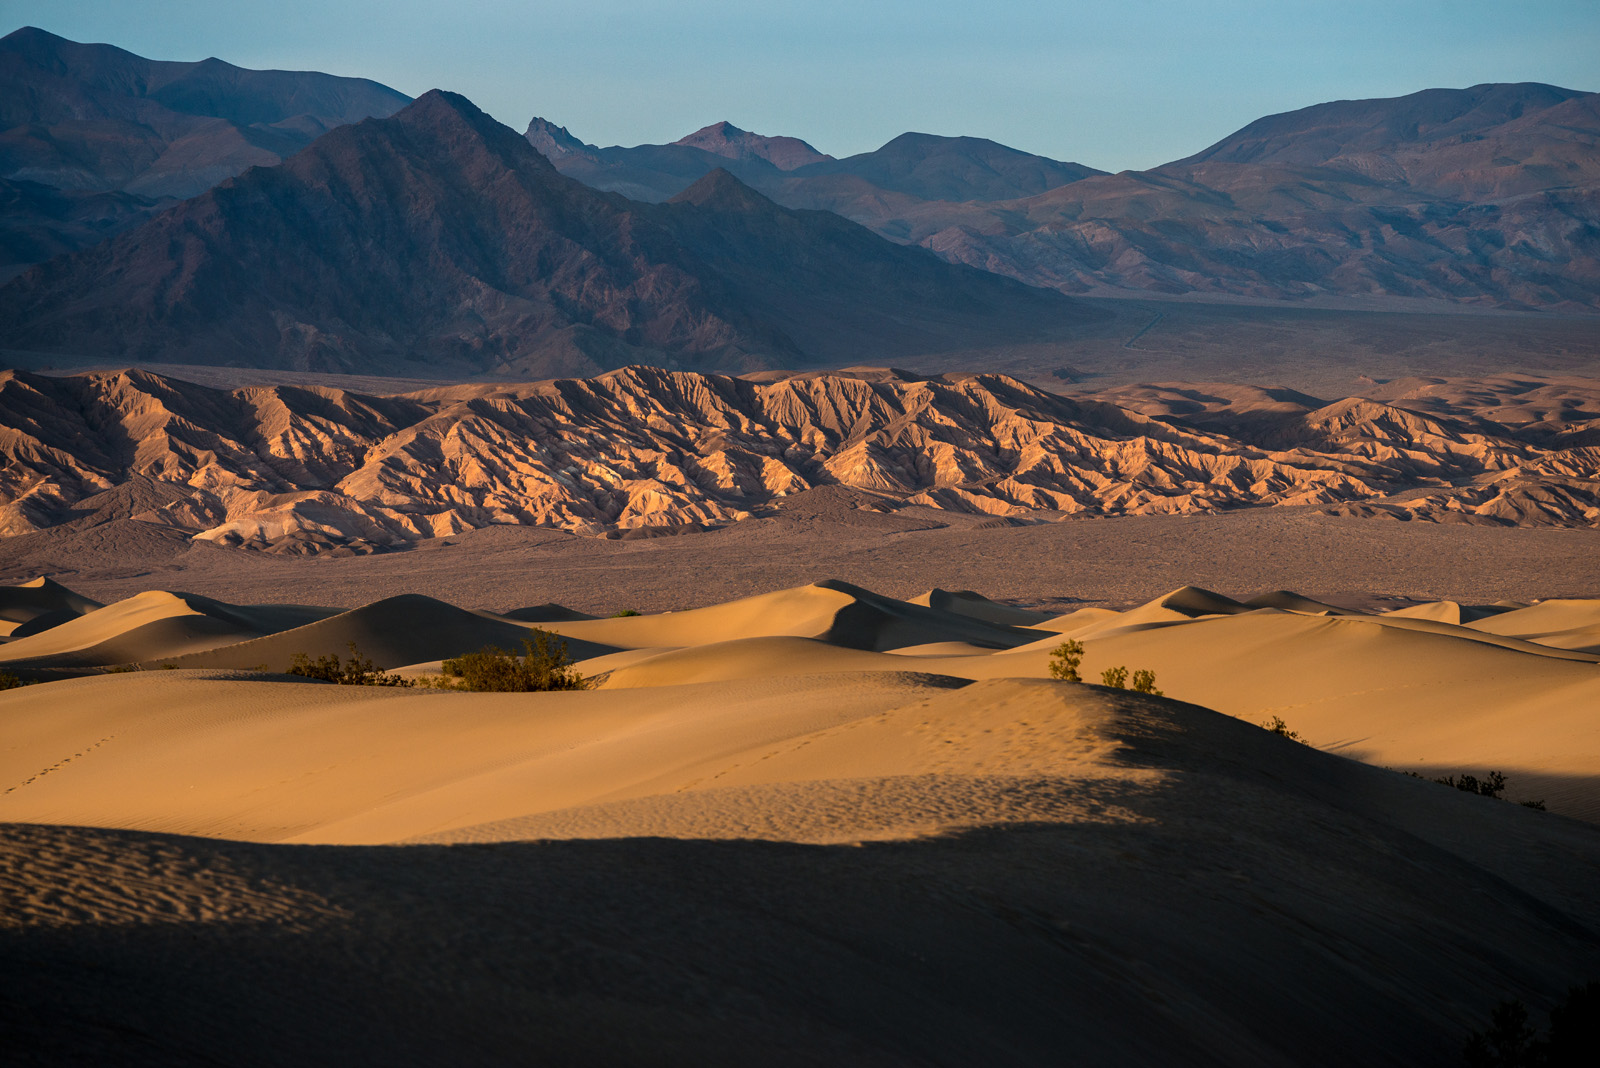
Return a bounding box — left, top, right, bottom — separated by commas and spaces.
524, 116, 596, 159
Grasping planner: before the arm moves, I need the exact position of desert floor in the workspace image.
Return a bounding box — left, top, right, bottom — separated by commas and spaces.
0, 496, 1595, 615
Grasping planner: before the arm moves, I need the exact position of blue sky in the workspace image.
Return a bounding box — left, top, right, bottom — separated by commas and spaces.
6, 0, 1598, 171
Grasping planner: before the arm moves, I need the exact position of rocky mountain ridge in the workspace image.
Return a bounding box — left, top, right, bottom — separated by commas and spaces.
0, 26, 410, 280
535, 83, 1600, 310
0, 366, 1591, 555
0, 91, 1084, 376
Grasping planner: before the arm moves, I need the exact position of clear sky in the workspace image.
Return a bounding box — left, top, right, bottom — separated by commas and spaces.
5, 0, 1598, 171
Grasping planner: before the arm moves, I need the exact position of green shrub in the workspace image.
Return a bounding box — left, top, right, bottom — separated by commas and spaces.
0, 672, 24, 690
440, 629, 587, 692
1130, 669, 1163, 696
610, 609, 641, 618
1100, 665, 1129, 689
1048, 640, 1084, 682
1262, 715, 1306, 743
287, 643, 413, 687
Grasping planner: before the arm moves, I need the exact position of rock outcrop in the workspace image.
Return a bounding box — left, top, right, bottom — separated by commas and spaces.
0, 366, 1591, 555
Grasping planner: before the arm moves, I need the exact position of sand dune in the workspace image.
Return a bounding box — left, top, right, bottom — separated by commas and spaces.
908, 588, 1056, 626
1380, 599, 1511, 625
4, 573, 1600, 1063
1242, 589, 1357, 615
548, 579, 1039, 652
1467, 597, 1600, 642
0, 589, 336, 668
2, 576, 1596, 824
168, 594, 619, 672
0, 577, 101, 638
0, 669, 962, 843
5, 664, 1599, 1065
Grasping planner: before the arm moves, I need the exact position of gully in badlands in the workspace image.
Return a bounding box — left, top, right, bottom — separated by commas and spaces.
3, 11, 1600, 1068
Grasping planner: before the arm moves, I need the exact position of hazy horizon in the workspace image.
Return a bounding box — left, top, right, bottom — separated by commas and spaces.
5, 0, 1597, 172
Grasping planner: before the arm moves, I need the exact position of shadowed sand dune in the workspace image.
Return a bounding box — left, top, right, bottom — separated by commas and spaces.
163, 594, 620, 671
0, 590, 336, 668
909, 587, 1057, 626
3, 574, 1599, 1063
0, 576, 101, 636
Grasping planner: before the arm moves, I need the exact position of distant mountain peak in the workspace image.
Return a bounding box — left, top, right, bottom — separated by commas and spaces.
386, 89, 560, 172
672, 121, 831, 171
667, 167, 775, 211
1177, 81, 1593, 167
524, 116, 597, 161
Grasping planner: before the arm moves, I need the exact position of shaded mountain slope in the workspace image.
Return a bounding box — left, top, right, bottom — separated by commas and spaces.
0, 27, 408, 278
0, 91, 1090, 375
537, 84, 1600, 309
527, 118, 1103, 205
661, 169, 1078, 358
790, 131, 1105, 202
0, 26, 410, 197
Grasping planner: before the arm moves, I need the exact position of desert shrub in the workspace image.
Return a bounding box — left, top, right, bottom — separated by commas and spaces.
1437, 771, 1508, 799
287, 643, 413, 687
1100, 665, 1129, 689
1465, 1000, 1538, 1068
1401, 769, 1544, 809
610, 609, 641, 618
1048, 639, 1084, 682
440, 629, 586, 692
1261, 715, 1306, 743
1130, 669, 1163, 696
1464, 982, 1599, 1066
0, 672, 25, 690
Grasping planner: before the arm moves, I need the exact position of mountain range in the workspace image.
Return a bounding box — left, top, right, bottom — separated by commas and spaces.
0, 365, 1591, 554
534, 83, 1600, 310
1, 27, 1597, 383
0, 89, 1084, 375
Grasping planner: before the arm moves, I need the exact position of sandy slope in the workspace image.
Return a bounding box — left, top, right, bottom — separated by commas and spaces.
3, 575, 1600, 1063
4, 673, 1599, 1065
0, 590, 336, 668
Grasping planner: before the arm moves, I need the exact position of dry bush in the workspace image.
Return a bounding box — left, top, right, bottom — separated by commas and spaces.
287, 643, 413, 687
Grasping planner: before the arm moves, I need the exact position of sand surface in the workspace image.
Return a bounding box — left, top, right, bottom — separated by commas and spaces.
4, 574, 1599, 1064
